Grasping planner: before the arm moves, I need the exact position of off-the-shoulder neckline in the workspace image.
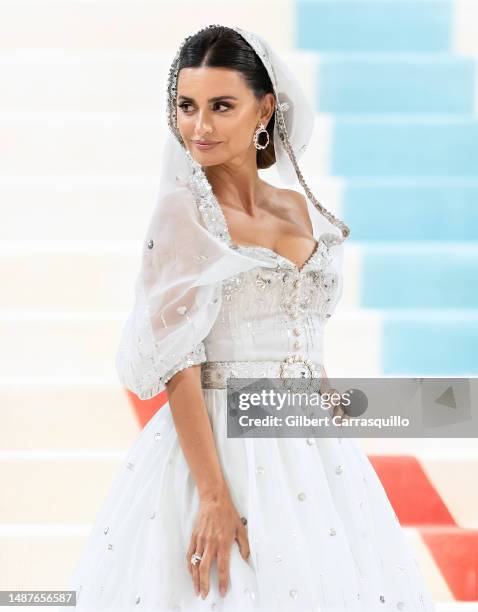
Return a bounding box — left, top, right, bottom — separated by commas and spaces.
187, 162, 345, 264
211, 192, 343, 270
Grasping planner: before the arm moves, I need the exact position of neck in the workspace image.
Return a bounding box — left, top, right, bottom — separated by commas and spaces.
204, 156, 266, 216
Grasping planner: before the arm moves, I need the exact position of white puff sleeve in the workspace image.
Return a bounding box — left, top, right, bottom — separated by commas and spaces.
114, 186, 265, 401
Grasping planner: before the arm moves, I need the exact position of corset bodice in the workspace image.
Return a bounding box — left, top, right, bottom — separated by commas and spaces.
203, 235, 342, 364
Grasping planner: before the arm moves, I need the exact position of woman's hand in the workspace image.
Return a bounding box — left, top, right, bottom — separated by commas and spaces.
186, 489, 250, 600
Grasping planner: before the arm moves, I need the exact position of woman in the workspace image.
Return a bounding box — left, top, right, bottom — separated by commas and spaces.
64, 25, 436, 611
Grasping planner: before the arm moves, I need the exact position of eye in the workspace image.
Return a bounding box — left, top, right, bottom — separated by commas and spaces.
213, 102, 232, 112
177, 102, 193, 113
177, 101, 232, 113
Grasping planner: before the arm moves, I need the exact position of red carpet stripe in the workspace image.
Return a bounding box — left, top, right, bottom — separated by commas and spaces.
128, 388, 168, 428
422, 526, 478, 601
369, 455, 456, 526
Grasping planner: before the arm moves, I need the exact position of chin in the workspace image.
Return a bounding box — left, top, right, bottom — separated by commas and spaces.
190, 150, 228, 167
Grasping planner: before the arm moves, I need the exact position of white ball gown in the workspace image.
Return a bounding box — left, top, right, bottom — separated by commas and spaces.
62, 235, 436, 612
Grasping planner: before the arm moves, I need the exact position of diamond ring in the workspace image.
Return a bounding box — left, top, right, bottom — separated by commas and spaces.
191, 552, 202, 566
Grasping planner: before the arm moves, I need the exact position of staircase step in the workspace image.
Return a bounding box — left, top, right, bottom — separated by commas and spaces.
332, 116, 478, 177
0, 4, 293, 52
0, 175, 157, 243
0, 382, 139, 450
297, 0, 453, 53
0, 175, 343, 243
0, 243, 355, 313
2, 176, 477, 244
0, 49, 316, 113
0, 525, 88, 591
0, 1, 476, 56
0, 452, 124, 524
0, 308, 475, 391
4, 243, 477, 312
0, 111, 331, 176
1, 50, 475, 116
3, 112, 477, 177
343, 179, 478, 242
0, 245, 140, 313
0, 317, 123, 380
381, 311, 478, 375
1, 310, 472, 382
298, 1, 478, 56
326, 307, 478, 377
317, 53, 477, 114
360, 243, 478, 309
0, 311, 376, 380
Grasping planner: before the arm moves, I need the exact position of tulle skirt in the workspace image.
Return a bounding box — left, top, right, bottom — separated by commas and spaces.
62, 388, 436, 611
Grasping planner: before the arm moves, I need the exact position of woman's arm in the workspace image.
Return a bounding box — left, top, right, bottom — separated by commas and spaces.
165, 366, 250, 600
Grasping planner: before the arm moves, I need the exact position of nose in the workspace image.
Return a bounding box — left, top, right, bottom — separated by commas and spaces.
194, 109, 213, 137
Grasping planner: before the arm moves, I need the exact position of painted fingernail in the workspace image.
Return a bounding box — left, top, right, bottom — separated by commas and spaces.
220, 586, 226, 597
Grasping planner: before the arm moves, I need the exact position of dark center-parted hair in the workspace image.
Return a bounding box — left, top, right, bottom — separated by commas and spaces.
177, 25, 276, 170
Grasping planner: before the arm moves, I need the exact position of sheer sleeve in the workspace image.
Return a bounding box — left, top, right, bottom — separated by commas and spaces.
114, 184, 264, 401
114, 186, 227, 400
114, 268, 222, 400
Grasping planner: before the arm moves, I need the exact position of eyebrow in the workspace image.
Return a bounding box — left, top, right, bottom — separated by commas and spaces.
177, 95, 239, 102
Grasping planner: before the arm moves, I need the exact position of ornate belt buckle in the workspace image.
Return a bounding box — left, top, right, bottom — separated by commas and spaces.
279, 354, 317, 379
278, 354, 320, 394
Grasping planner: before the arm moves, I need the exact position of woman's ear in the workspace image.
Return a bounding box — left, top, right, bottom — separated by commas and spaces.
260, 92, 276, 127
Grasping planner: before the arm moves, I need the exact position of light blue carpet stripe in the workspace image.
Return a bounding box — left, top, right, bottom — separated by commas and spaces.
381, 313, 478, 375
342, 181, 478, 241
331, 117, 478, 176
360, 244, 478, 308
317, 55, 476, 114
296, 0, 453, 53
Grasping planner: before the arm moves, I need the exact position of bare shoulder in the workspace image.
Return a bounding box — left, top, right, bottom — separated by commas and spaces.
276, 187, 312, 229
264, 182, 307, 210
281, 188, 307, 209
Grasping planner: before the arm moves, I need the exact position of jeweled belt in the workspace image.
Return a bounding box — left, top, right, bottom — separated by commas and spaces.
201, 355, 324, 389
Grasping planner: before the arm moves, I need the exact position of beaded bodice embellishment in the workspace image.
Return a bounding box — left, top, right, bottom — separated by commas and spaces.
222, 235, 338, 318
203, 232, 339, 366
